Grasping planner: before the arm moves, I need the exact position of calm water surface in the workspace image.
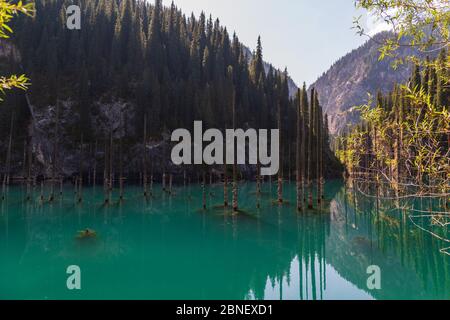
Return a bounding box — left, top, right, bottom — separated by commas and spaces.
0, 180, 448, 300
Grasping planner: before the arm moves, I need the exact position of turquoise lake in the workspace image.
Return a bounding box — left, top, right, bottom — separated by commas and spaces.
0, 180, 449, 300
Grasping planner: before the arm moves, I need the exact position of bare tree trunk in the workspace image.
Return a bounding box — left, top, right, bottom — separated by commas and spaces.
162, 173, 166, 192
78, 134, 83, 203
223, 163, 228, 208
119, 135, 124, 201
143, 117, 148, 197
202, 171, 206, 210
256, 161, 261, 209
22, 141, 26, 182
316, 103, 321, 204
277, 101, 283, 204
296, 89, 302, 211
26, 138, 32, 201
320, 115, 325, 200
40, 180, 44, 202
232, 90, 238, 212
50, 102, 60, 202
307, 90, 314, 209
301, 93, 306, 204
103, 136, 108, 204
232, 168, 238, 212
232, 87, 239, 212
93, 140, 98, 186
3, 112, 14, 200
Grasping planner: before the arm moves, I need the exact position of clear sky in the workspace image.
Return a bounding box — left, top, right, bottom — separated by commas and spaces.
167, 0, 387, 86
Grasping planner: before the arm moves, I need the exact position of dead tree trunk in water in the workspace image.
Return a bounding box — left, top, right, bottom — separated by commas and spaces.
231, 90, 238, 212
202, 171, 207, 210
301, 88, 307, 203
296, 89, 302, 211
108, 132, 113, 203
277, 101, 283, 204
315, 94, 321, 205
3, 112, 14, 200
40, 180, 44, 202
162, 173, 166, 192
256, 161, 261, 209
119, 135, 124, 201
93, 140, 98, 186
78, 134, 83, 203
307, 89, 315, 209
103, 136, 108, 204
288, 145, 291, 183
26, 137, 32, 201
320, 113, 326, 200
143, 116, 148, 197
223, 163, 228, 208
22, 141, 26, 180
50, 102, 60, 202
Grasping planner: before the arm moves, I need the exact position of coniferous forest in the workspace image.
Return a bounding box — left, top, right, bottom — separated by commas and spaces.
0, 0, 340, 189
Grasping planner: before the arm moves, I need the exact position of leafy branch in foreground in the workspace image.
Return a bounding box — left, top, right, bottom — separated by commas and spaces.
0, 0, 35, 38
354, 0, 450, 66
0, 0, 35, 101
0, 74, 30, 98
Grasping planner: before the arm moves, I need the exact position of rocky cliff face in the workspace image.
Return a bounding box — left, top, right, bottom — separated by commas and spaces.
310, 32, 421, 135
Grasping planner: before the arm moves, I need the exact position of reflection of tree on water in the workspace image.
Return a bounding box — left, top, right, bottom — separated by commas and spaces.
329, 188, 450, 300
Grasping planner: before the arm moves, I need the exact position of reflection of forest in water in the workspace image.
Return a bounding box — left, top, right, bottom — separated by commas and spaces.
327, 187, 449, 300
0, 182, 448, 300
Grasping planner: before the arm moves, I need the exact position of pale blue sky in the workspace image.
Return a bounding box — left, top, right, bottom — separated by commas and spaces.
168, 0, 386, 86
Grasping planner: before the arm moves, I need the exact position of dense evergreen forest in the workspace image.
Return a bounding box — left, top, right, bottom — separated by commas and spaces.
8, 0, 306, 135
0, 0, 341, 191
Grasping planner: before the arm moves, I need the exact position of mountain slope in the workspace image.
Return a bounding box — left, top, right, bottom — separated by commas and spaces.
310, 32, 422, 135
243, 46, 299, 97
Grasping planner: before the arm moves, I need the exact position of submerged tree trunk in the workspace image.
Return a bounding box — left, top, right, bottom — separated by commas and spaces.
143, 117, 148, 197
93, 140, 98, 187
316, 97, 321, 205
3, 112, 14, 200
307, 89, 314, 209
50, 102, 59, 202
296, 89, 302, 211
40, 180, 44, 202
301, 90, 307, 204
256, 161, 261, 209
162, 173, 166, 192
277, 101, 283, 204
232, 167, 238, 212
223, 163, 228, 208
119, 135, 124, 201
103, 136, 109, 204
232, 89, 238, 212
26, 137, 32, 201
78, 134, 83, 203
202, 170, 206, 210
